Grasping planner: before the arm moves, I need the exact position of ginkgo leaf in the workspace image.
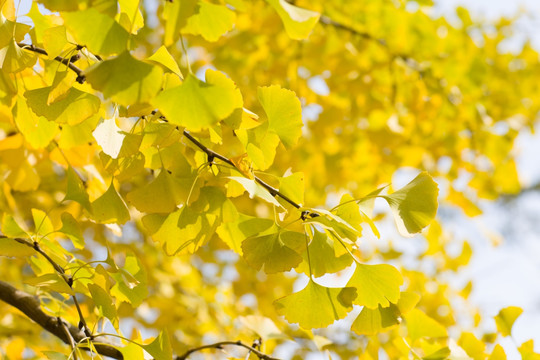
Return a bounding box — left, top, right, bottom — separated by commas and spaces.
266, 0, 320, 40
24, 86, 100, 125
0, 40, 37, 73
351, 292, 420, 335
110, 253, 148, 306
162, 0, 198, 46
279, 172, 304, 206
88, 283, 117, 325
239, 315, 284, 341
405, 308, 447, 342
274, 280, 356, 329
1, 214, 27, 238
152, 73, 240, 131
86, 51, 164, 106
92, 118, 126, 159
488, 344, 507, 360
63, 8, 129, 56
0, 237, 34, 257
59, 212, 84, 249
494, 306, 523, 337
42, 25, 67, 59
242, 232, 303, 273
216, 215, 274, 255
228, 177, 283, 208
459, 332, 485, 360
13, 99, 58, 149
64, 166, 91, 212
26, 273, 74, 295
258, 85, 303, 148
142, 331, 172, 360
346, 263, 403, 309
382, 172, 439, 237
146, 46, 182, 77
91, 182, 130, 224
31, 209, 54, 237
126, 169, 184, 213
183, 1, 236, 42
297, 228, 352, 277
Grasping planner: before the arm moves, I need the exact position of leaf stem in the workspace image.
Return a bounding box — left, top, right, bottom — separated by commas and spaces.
175, 340, 280, 360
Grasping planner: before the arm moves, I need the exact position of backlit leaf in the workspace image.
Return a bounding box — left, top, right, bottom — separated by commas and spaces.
91, 181, 130, 224
64, 166, 91, 212
13, 99, 58, 149
92, 117, 126, 159
59, 212, 84, 249
24, 86, 100, 125
258, 85, 303, 148
146, 46, 182, 77
88, 283, 117, 325
126, 169, 184, 213
0, 237, 33, 257
266, 0, 320, 40
242, 232, 303, 273
63, 8, 129, 56
86, 51, 164, 106
153, 73, 240, 131
143, 331, 172, 360
26, 273, 74, 295
183, 2, 236, 42
494, 306, 523, 337
228, 177, 283, 208
382, 172, 439, 237
405, 308, 447, 342
274, 280, 356, 329
346, 263, 403, 309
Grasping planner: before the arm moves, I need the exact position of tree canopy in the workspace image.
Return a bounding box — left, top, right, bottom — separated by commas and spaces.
0, 0, 538, 359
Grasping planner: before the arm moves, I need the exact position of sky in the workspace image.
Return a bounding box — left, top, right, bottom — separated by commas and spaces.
432, 0, 540, 358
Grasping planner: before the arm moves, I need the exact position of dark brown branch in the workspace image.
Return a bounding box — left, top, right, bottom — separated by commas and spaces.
0, 280, 123, 359
182, 130, 302, 209
2, 235, 92, 337
17, 42, 87, 84
176, 340, 280, 360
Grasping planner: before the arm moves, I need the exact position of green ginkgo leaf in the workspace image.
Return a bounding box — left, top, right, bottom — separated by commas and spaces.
59, 212, 85, 249
88, 283, 117, 325
24, 86, 100, 125
153, 73, 240, 131
258, 85, 303, 148
26, 273, 74, 295
346, 263, 403, 309
242, 232, 303, 273
64, 166, 92, 212
494, 306, 523, 337
146, 46, 182, 77
162, 0, 198, 46
13, 99, 58, 149
183, 1, 236, 42
110, 253, 148, 307
91, 181, 130, 224
266, 0, 320, 40
351, 291, 420, 335
216, 215, 274, 256
63, 8, 129, 56
86, 51, 163, 106
297, 228, 352, 277
142, 331, 172, 360
31, 209, 54, 238
126, 169, 184, 213
0, 40, 37, 73
274, 280, 356, 329
382, 172, 439, 237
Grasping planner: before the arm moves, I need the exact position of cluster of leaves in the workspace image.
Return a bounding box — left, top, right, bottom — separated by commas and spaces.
0, 0, 538, 359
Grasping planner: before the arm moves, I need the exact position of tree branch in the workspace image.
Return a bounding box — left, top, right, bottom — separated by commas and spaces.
0, 280, 123, 359
176, 340, 280, 360
182, 130, 303, 210
2, 235, 92, 337
17, 43, 87, 84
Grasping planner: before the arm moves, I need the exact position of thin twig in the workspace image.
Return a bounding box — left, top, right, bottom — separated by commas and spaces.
176, 340, 280, 360
182, 130, 302, 209
16, 42, 87, 83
